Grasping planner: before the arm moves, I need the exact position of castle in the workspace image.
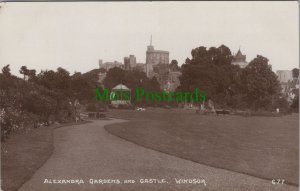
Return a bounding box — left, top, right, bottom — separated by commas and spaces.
145, 36, 169, 77
98, 36, 181, 92
231, 49, 248, 68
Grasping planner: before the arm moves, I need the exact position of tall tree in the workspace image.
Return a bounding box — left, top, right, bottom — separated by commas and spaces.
242, 55, 281, 110
169, 60, 180, 71
103, 67, 126, 89
19, 66, 29, 80
2, 65, 11, 77
178, 45, 235, 106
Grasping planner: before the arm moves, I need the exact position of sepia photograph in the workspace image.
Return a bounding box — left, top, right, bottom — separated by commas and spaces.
0, 1, 299, 191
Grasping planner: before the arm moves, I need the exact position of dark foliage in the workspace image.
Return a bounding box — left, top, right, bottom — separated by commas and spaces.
179, 45, 284, 111
0, 65, 101, 141
103, 67, 161, 106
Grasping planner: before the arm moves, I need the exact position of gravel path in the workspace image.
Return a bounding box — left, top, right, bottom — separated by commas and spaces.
19, 119, 297, 191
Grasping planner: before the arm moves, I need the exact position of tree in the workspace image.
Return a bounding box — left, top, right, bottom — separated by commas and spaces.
55, 67, 71, 95
291, 95, 299, 112
170, 60, 180, 71
99, 68, 106, 73
242, 55, 281, 110
57, 67, 70, 76
103, 67, 126, 89
71, 69, 101, 103
2, 65, 11, 77
179, 45, 281, 110
36, 70, 56, 89
178, 45, 235, 107
20, 66, 29, 80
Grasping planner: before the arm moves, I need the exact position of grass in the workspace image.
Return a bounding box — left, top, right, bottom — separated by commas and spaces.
105, 108, 299, 186
1, 121, 90, 191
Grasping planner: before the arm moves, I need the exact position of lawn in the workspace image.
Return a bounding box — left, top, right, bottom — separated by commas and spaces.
1, 121, 90, 191
105, 108, 299, 186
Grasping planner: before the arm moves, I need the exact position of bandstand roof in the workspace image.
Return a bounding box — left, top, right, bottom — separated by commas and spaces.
112, 84, 130, 91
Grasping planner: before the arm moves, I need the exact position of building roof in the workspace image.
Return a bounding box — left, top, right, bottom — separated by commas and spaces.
236, 49, 243, 56
112, 84, 130, 91
233, 49, 246, 62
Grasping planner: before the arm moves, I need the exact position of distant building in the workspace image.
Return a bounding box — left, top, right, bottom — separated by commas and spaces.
276, 70, 299, 104
124, 55, 136, 70
99, 59, 103, 68
144, 36, 181, 90
99, 60, 123, 71
124, 57, 130, 70
146, 37, 169, 77
129, 55, 136, 68
153, 64, 170, 90
134, 63, 146, 73
167, 71, 181, 92
231, 49, 248, 68
152, 63, 181, 91
276, 70, 293, 96
276, 70, 293, 83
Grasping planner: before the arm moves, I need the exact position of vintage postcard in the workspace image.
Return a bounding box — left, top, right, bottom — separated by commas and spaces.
0, 1, 299, 191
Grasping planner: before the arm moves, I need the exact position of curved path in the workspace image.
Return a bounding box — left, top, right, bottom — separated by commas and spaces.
19, 119, 297, 191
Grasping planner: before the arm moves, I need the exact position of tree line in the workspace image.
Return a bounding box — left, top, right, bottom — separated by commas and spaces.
0, 65, 101, 141
178, 45, 298, 111
0, 44, 298, 140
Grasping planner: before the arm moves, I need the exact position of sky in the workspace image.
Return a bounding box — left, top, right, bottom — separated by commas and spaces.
0, 1, 299, 77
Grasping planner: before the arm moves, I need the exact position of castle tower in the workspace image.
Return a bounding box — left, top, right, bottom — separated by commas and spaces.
231, 49, 248, 68
145, 36, 169, 77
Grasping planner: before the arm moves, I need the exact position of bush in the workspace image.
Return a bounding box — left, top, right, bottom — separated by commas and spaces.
0, 72, 75, 141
